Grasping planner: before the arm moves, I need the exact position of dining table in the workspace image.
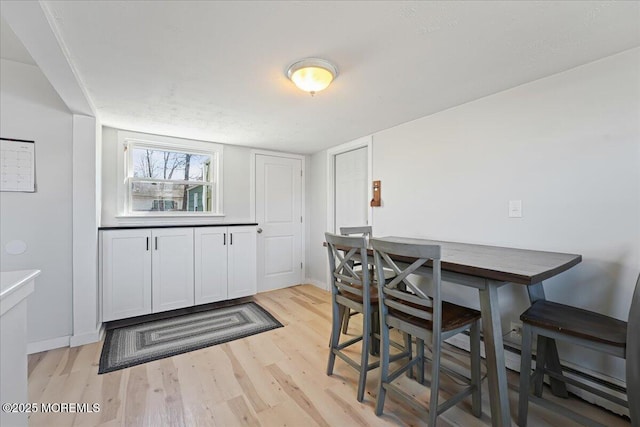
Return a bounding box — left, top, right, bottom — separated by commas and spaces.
335, 235, 582, 427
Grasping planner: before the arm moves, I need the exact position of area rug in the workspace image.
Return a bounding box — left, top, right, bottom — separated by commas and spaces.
98, 301, 283, 374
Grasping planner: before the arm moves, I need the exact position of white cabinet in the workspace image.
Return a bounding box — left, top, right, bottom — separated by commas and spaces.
102, 229, 153, 321
1, 270, 39, 427
102, 228, 194, 321
194, 227, 228, 304
152, 228, 195, 313
102, 225, 256, 322
227, 226, 257, 299
194, 226, 257, 303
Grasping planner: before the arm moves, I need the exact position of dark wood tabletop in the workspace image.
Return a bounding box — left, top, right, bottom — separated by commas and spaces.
326, 236, 582, 285
379, 237, 581, 285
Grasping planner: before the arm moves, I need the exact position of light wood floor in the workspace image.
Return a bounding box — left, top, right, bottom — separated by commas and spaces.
28, 285, 630, 426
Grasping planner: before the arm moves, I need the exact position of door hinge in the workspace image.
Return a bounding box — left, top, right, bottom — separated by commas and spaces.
301, 262, 303, 269
300, 170, 303, 177
300, 216, 303, 223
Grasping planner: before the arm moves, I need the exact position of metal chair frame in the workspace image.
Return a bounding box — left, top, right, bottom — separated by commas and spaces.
338, 226, 373, 334
371, 238, 482, 426
325, 232, 409, 402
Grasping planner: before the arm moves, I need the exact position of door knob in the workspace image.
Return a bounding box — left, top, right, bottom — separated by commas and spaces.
257, 228, 263, 234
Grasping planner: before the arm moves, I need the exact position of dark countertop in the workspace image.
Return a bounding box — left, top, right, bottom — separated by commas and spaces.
99, 223, 258, 231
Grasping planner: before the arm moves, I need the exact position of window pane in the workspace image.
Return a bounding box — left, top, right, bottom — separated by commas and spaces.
131, 181, 213, 212
132, 147, 211, 181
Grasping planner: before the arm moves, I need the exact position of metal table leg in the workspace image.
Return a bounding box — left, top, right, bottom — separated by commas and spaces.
479, 281, 512, 427
527, 282, 569, 398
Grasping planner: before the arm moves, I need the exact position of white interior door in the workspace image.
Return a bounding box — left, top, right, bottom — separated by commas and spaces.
256, 154, 302, 292
334, 146, 368, 232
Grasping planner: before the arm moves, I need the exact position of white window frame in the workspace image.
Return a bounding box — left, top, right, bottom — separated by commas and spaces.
116, 131, 224, 218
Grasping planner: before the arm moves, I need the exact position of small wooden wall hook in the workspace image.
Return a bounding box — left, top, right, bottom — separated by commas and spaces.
370, 180, 381, 207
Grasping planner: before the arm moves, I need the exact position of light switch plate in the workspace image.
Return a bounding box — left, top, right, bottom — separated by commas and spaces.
509, 200, 522, 218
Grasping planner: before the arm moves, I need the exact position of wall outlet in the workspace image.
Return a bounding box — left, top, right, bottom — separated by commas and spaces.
510, 321, 523, 336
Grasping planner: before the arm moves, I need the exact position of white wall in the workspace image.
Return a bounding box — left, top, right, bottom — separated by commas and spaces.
0, 58, 73, 346
71, 114, 100, 347
305, 150, 328, 288
307, 48, 640, 382
101, 127, 254, 225
223, 142, 252, 222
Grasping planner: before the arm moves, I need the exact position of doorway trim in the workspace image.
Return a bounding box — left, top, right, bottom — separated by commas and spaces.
326, 136, 373, 236
250, 149, 306, 284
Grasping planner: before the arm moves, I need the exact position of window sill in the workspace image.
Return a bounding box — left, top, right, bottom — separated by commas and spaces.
116, 213, 225, 218
114, 213, 226, 226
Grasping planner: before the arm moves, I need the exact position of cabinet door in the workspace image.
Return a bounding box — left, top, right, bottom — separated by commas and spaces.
152, 228, 195, 313
194, 227, 228, 304
102, 229, 152, 321
227, 226, 257, 299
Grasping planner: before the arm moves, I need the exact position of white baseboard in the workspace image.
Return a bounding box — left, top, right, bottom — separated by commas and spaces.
69, 324, 104, 347
304, 278, 327, 290
445, 333, 522, 369
27, 335, 70, 354
445, 334, 629, 418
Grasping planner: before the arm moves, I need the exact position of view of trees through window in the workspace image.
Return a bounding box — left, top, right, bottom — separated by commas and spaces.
129, 146, 213, 212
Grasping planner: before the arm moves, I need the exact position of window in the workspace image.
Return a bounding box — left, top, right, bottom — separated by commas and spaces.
118, 132, 223, 216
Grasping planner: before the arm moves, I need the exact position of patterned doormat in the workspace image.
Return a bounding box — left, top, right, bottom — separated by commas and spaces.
98, 301, 283, 374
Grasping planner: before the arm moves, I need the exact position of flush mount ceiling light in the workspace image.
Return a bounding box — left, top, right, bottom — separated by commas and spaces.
286, 58, 338, 96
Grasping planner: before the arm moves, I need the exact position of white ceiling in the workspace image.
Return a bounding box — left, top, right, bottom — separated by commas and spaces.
0, 16, 36, 65
34, 1, 640, 154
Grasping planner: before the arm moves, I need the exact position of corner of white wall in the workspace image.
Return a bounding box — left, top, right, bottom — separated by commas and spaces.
71, 114, 101, 347
304, 278, 327, 290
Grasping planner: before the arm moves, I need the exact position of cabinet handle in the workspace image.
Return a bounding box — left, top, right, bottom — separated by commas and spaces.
223, 233, 226, 245
155, 236, 158, 250
230, 233, 233, 245
146, 237, 149, 251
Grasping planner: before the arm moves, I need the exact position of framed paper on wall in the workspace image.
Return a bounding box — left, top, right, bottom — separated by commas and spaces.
0, 138, 36, 192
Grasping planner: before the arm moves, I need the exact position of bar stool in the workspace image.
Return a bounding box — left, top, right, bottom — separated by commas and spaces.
518, 273, 640, 427
339, 226, 395, 335
325, 232, 377, 402
325, 232, 409, 402
371, 238, 482, 426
